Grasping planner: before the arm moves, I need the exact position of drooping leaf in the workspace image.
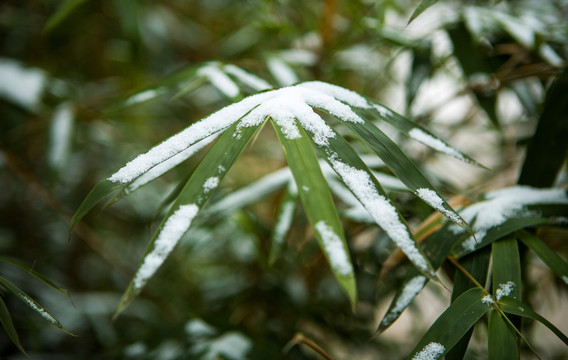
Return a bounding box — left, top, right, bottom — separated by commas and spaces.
273, 119, 357, 307
115, 122, 261, 317
500, 297, 568, 346
268, 182, 298, 265
518, 230, 568, 286
0, 256, 70, 299
408, 0, 440, 24
405, 287, 492, 360
0, 276, 73, 335
69, 179, 121, 234
0, 296, 27, 356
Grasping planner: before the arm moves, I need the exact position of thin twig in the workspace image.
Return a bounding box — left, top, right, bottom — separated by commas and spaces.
283, 332, 335, 360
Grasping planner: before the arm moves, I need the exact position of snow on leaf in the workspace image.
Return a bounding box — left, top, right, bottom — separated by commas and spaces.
408, 128, 466, 161
563, 276, 568, 285
21, 295, 59, 326
267, 57, 298, 86
412, 342, 445, 360
416, 188, 463, 225
329, 157, 430, 273
223, 64, 272, 91
454, 186, 568, 247
273, 201, 295, 248
134, 204, 199, 290
315, 221, 353, 276
48, 102, 74, 170
384, 276, 427, 323
481, 295, 495, 305
197, 62, 240, 98
202, 177, 219, 193
496, 281, 515, 301
299, 81, 371, 109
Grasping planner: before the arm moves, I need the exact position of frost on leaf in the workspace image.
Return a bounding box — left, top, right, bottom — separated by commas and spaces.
329, 157, 430, 273
412, 342, 445, 360
454, 186, 568, 250
134, 204, 199, 290
315, 221, 353, 276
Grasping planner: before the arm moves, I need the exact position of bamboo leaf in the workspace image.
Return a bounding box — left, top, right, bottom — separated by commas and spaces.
43, 0, 88, 33
406, 287, 492, 360
408, 0, 439, 24
268, 182, 298, 265
518, 230, 568, 286
319, 126, 436, 279
273, 119, 357, 307
500, 297, 568, 346
69, 179, 121, 234
343, 119, 470, 232
0, 256, 70, 300
115, 122, 260, 318
0, 296, 27, 356
0, 276, 73, 335
488, 309, 519, 360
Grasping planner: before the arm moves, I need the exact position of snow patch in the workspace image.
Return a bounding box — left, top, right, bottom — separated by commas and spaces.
223, 64, 271, 91
408, 128, 465, 161
385, 276, 427, 323
48, 103, 74, 169
412, 342, 445, 360
22, 296, 58, 325
481, 295, 494, 305
267, 57, 298, 86
203, 177, 219, 193
563, 276, 568, 285
125, 88, 165, 106
134, 204, 199, 290
496, 281, 515, 301
0, 58, 46, 111
416, 188, 463, 225
330, 158, 429, 272
197, 63, 240, 98
300, 81, 371, 109
373, 104, 393, 118
315, 221, 353, 276
273, 201, 295, 246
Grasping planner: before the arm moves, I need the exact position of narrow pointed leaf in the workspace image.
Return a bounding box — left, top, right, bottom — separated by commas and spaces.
319, 126, 436, 279
268, 183, 298, 265
69, 179, 121, 233
0, 256, 70, 299
500, 297, 568, 346
272, 119, 357, 307
406, 287, 492, 360
518, 230, 568, 285
409, 0, 439, 24
0, 276, 73, 335
115, 122, 260, 317
488, 309, 519, 360
492, 237, 521, 302
0, 296, 27, 356
44, 0, 88, 33
344, 118, 470, 232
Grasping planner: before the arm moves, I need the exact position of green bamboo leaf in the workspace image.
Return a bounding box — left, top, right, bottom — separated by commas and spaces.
43, 0, 88, 33
488, 309, 519, 360
319, 126, 436, 279
406, 287, 492, 360
446, 248, 491, 360
408, 0, 439, 24
273, 119, 357, 307
343, 119, 471, 233
0, 276, 74, 335
115, 122, 261, 318
518, 67, 568, 187
500, 297, 568, 346
69, 179, 121, 234
0, 296, 27, 356
518, 230, 568, 286
0, 256, 70, 300
268, 182, 298, 265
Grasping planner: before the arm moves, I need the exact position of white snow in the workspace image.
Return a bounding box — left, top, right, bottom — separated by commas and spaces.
373, 104, 393, 118
455, 186, 568, 250
194, 332, 251, 360
267, 57, 298, 86
22, 296, 58, 325
197, 63, 240, 98
127, 133, 219, 192
223, 64, 272, 91
300, 81, 371, 109
384, 275, 427, 323
496, 281, 515, 301
408, 128, 466, 161
134, 204, 199, 289
412, 342, 445, 360
0, 57, 46, 111
330, 157, 429, 272
315, 221, 353, 276
416, 188, 463, 225
563, 276, 568, 285
48, 102, 74, 169
185, 319, 216, 337
273, 201, 295, 246
202, 177, 219, 193
481, 295, 494, 305
125, 88, 166, 106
